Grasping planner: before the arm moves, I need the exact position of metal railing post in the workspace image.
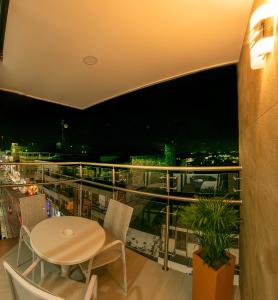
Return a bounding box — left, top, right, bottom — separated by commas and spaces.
163, 171, 170, 271
163, 203, 170, 271
41, 164, 44, 183
78, 163, 83, 217
166, 170, 170, 194
112, 166, 116, 199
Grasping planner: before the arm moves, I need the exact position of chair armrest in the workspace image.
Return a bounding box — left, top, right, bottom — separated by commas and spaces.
84, 275, 97, 300
22, 258, 41, 277
21, 225, 31, 236
98, 239, 124, 254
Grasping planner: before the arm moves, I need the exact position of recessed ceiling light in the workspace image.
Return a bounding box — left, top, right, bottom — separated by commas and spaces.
83, 56, 98, 65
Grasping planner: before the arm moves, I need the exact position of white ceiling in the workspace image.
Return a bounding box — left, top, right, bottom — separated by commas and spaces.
0, 0, 253, 109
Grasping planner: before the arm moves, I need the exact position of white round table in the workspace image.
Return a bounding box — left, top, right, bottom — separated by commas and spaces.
30, 216, 105, 272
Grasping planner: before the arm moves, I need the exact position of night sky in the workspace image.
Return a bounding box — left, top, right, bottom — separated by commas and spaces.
0, 64, 238, 156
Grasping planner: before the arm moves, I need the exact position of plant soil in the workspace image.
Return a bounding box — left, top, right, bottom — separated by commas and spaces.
198, 250, 230, 270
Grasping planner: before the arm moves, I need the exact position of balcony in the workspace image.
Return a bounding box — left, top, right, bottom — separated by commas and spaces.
0, 161, 241, 299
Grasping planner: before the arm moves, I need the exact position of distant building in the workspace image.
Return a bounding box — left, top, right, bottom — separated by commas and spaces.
10, 143, 26, 162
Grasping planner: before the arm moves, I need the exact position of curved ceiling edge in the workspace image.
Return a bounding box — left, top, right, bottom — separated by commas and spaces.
0, 60, 238, 110
83, 60, 238, 109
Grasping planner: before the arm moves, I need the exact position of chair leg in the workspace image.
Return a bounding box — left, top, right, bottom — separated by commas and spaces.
32, 251, 35, 281
93, 276, 98, 300
121, 245, 127, 293
40, 259, 45, 281
17, 229, 23, 267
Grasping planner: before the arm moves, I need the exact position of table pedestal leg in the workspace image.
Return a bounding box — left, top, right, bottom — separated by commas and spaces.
61, 265, 70, 277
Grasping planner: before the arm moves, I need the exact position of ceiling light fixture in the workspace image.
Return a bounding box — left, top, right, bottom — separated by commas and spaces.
249, 1, 278, 70
83, 56, 98, 66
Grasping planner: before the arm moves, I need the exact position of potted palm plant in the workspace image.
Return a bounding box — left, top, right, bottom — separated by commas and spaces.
180, 197, 239, 300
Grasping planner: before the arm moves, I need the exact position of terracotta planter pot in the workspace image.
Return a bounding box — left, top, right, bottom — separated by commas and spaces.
192, 249, 235, 300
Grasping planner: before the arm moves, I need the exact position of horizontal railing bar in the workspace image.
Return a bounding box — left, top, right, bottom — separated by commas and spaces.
82, 179, 242, 204
0, 177, 242, 204
0, 161, 241, 204
0, 179, 80, 188
19, 152, 53, 154
0, 162, 81, 166
0, 161, 242, 172
81, 162, 242, 172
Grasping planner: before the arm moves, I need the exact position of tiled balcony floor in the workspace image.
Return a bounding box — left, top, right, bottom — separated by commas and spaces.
0, 241, 240, 300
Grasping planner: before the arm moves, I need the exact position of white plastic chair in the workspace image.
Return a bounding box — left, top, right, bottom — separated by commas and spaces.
79, 199, 133, 293
3, 259, 97, 300
17, 194, 48, 267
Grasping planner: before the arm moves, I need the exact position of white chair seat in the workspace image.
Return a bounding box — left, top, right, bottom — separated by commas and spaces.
92, 245, 122, 270
79, 230, 121, 270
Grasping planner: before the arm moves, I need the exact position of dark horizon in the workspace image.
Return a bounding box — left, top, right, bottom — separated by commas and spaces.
0, 64, 238, 156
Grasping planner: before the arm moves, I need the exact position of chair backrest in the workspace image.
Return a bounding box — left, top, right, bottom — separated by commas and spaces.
3, 261, 63, 300
19, 194, 48, 231
103, 199, 133, 243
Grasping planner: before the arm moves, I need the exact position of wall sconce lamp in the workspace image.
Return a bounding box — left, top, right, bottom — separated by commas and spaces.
249, 1, 278, 70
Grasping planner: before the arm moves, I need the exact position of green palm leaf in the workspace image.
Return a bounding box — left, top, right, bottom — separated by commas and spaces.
179, 197, 239, 269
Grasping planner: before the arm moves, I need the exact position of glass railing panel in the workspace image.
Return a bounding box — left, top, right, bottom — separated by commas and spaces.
41, 182, 79, 217
0, 185, 21, 238
121, 167, 169, 196
83, 166, 113, 185
82, 165, 95, 181
114, 167, 130, 188
80, 182, 111, 220
0, 163, 80, 186
79, 164, 241, 204
0, 163, 38, 186
167, 170, 240, 200
83, 185, 168, 261
126, 193, 167, 260
57, 164, 80, 179
164, 202, 198, 272
42, 164, 80, 182
0, 162, 82, 239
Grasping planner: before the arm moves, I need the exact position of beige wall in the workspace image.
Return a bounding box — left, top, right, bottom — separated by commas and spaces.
238, 0, 278, 299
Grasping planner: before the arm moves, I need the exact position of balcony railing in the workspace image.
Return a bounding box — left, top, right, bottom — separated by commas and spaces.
0, 161, 241, 275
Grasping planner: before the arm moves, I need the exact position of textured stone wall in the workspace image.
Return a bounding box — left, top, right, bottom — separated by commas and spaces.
238, 1, 278, 299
